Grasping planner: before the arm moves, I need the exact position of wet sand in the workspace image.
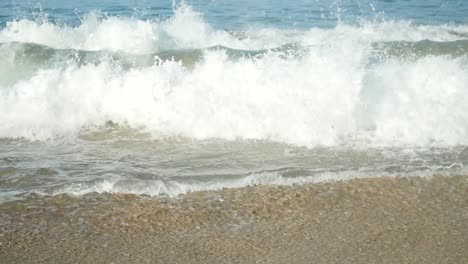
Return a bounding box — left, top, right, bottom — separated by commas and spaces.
1, 175, 467, 263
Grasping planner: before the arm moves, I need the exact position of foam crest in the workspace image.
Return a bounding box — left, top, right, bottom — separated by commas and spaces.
1, 5, 468, 54
0, 5, 243, 53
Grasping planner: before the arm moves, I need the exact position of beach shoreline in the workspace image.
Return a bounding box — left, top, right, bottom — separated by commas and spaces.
1, 175, 467, 263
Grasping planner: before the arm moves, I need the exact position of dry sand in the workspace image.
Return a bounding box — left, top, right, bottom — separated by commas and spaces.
1, 175, 467, 263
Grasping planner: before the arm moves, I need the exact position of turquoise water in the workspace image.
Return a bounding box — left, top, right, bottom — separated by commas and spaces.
1, 0, 468, 202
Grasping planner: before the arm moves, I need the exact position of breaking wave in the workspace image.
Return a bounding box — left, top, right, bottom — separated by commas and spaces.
1, 4, 468, 147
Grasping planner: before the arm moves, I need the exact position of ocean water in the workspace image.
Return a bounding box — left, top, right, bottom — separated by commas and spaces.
1, 0, 468, 203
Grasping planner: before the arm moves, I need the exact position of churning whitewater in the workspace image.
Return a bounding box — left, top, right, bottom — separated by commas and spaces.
1, 1, 468, 201
1, 4, 468, 146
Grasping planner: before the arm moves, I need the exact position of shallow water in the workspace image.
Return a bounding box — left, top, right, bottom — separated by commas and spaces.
1, 0, 468, 202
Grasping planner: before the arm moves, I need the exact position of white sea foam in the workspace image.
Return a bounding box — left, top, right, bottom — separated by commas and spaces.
1, 4, 467, 53
39, 171, 382, 197
0, 5, 244, 53
49, 171, 354, 197
1, 5, 468, 147
1, 44, 467, 146
43, 168, 464, 198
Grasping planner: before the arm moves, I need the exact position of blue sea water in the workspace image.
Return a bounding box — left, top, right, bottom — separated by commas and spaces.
1, 0, 468, 28
0, 0, 468, 202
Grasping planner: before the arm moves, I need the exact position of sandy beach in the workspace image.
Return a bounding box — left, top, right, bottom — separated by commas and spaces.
1, 175, 467, 263
2, 0, 468, 263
